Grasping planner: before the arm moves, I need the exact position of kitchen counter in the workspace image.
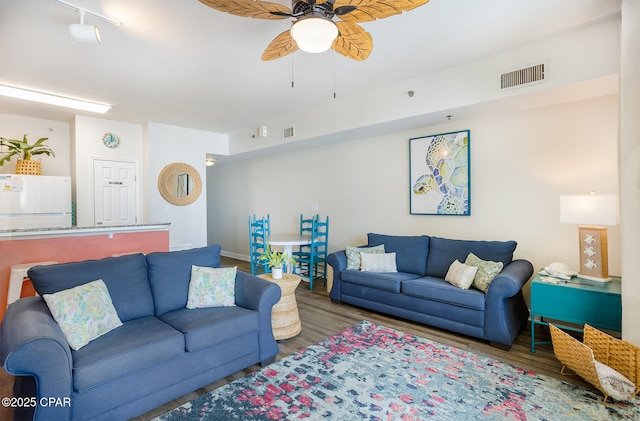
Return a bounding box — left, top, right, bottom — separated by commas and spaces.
0, 223, 170, 239
0, 223, 171, 320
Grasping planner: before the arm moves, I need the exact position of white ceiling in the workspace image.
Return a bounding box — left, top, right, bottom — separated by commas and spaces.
0, 0, 621, 135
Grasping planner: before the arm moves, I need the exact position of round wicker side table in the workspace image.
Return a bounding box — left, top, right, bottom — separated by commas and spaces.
258, 273, 302, 340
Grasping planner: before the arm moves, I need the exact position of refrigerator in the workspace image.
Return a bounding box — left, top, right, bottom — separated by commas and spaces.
0, 175, 72, 230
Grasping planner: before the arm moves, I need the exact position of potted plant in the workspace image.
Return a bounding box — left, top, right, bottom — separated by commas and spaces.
0, 134, 55, 175
259, 244, 295, 280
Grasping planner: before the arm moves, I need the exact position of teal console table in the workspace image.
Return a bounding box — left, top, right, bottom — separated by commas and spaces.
530, 274, 621, 353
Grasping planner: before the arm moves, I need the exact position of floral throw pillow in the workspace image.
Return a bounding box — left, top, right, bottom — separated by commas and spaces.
43, 279, 123, 351
345, 244, 385, 270
187, 266, 237, 309
465, 253, 504, 293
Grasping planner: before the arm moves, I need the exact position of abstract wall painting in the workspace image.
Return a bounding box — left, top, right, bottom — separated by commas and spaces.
410, 130, 470, 215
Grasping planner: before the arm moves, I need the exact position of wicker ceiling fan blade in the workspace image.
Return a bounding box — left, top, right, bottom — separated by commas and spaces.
334, 0, 430, 23
262, 30, 300, 61
332, 21, 373, 61
199, 0, 292, 19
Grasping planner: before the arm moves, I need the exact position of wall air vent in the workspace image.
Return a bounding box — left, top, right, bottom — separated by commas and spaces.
499, 62, 546, 90
283, 126, 295, 139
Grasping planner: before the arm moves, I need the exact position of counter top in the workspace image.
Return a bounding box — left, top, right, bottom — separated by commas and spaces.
0, 223, 171, 239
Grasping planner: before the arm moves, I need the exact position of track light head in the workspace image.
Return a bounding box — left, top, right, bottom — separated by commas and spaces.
68, 9, 101, 43
69, 23, 101, 43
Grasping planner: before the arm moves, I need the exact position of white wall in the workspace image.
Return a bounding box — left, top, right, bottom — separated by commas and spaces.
228, 16, 620, 156
0, 113, 70, 176
208, 95, 620, 286
74, 115, 144, 227
620, 0, 640, 345
147, 122, 228, 250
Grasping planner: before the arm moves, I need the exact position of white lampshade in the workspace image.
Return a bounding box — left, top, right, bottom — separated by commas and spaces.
290, 16, 338, 53
69, 23, 101, 43
560, 194, 619, 226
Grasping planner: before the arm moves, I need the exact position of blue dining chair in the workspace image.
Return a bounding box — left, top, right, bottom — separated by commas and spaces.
294, 215, 329, 290
248, 214, 271, 276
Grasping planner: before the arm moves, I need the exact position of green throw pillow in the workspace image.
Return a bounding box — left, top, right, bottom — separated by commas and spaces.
43, 279, 123, 351
187, 266, 237, 309
465, 253, 504, 293
345, 244, 385, 270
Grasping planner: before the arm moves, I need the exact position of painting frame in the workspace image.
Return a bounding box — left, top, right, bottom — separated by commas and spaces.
409, 130, 471, 216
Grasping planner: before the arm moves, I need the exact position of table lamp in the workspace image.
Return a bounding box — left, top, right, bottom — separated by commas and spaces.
560, 193, 618, 282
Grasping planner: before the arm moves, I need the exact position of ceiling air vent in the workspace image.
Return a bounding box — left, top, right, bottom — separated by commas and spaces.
282, 126, 295, 139
499, 62, 546, 90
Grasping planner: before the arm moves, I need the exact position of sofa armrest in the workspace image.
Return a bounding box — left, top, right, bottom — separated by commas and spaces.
1, 298, 73, 420
487, 259, 533, 298
484, 259, 534, 347
234, 270, 282, 363
327, 251, 347, 302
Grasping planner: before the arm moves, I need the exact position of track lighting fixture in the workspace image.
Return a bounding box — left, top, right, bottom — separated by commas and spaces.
51, 0, 122, 43
69, 10, 101, 43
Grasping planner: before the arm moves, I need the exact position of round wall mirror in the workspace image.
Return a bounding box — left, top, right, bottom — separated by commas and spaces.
157, 162, 202, 206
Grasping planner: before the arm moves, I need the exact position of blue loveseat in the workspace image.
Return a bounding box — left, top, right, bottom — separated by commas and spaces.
0, 245, 281, 421
327, 234, 533, 349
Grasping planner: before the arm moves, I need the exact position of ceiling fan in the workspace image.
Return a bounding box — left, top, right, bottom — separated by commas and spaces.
198, 0, 430, 61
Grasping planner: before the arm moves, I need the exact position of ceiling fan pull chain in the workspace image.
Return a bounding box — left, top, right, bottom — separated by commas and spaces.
291, 43, 295, 88
333, 56, 336, 99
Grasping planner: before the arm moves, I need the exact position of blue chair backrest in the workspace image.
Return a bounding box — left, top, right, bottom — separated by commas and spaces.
299, 214, 315, 236
249, 214, 271, 275
311, 215, 329, 250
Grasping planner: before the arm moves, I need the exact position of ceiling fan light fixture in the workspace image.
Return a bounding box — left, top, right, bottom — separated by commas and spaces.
290, 16, 338, 54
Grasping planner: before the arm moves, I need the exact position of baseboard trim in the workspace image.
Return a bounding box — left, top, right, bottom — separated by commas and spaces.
221, 250, 249, 262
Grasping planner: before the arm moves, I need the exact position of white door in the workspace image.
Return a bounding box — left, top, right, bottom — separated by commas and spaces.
94, 159, 137, 226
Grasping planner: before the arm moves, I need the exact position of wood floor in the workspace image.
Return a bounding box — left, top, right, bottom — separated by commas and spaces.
0, 257, 593, 421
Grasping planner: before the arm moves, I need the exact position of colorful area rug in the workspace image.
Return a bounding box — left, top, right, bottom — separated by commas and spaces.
157, 321, 639, 420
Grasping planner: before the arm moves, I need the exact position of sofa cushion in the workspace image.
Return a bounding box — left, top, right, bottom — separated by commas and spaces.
402, 277, 486, 310
28, 253, 154, 322
159, 306, 259, 352
43, 279, 123, 351
367, 233, 430, 275
187, 266, 237, 309
147, 245, 222, 315
425, 237, 516, 278
72, 316, 184, 392
341, 270, 421, 293
345, 244, 385, 270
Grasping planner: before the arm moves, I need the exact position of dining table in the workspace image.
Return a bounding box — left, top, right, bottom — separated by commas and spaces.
267, 233, 312, 275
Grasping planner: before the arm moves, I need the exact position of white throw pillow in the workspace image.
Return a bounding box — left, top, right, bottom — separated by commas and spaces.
43, 279, 123, 351
445, 260, 478, 289
187, 266, 237, 309
594, 360, 637, 401
360, 252, 398, 272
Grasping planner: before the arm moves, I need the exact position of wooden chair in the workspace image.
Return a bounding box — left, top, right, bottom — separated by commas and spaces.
248, 214, 271, 276
549, 323, 640, 404
295, 215, 329, 290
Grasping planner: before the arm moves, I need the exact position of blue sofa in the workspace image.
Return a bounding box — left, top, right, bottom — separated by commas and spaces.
327, 234, 533, 349
0, 245, 281, 421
